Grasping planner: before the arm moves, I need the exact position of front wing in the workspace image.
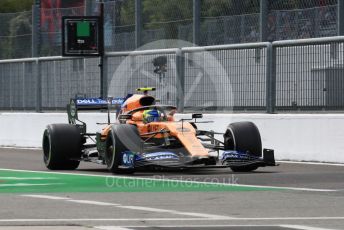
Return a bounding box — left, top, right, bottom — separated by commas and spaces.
117, 149, 277, 169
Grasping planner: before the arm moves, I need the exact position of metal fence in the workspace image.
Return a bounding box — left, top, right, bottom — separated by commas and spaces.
182, 44, 268, 111
268, 4, 338, 41
2, 36, 344, 112
106, 49, 179, 107
0, 57, 100, 110
40, 6, 87, 56
273, 37, 344, 111
1, 0, 344, 59
0, 11, 32, 59
0, 59, 37, 110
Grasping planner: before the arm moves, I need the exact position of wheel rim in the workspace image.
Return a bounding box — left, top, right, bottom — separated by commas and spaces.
106, 139, 116, 169
224, 128, 236, 150
43, 133, 51, 165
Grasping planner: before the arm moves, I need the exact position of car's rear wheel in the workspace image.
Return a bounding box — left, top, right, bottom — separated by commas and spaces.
223, 121, 262, 172
105, 124, 141, 174
42, 124, 82, 170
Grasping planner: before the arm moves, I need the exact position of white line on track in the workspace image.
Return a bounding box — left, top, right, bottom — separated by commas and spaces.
1, 217, 344, 222
280, 225, 337, 230
95, 225, 336, 230
96, 227, 132, 230
277, 161, 344, 167
118, 205, 228, 219
0, 168, 338, 192
171, 212, 229, 219
0, 183, 63, 187
232, 217, 344, 221
0, 218, 210, 222
231, 184, 336, 192
0, 146, 41, 150
20, 195, 229, 219
68, 200, 120, 206
22, 195, 70, 200
0, 177, 57, 180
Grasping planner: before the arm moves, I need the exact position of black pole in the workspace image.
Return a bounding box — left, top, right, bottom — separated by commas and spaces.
338, 0, 344, 36
193, 0, 200, 46
32, 0, 41, 57
135, 0, 142, 48
99, 1, 105, 99
260, 0, 268, 42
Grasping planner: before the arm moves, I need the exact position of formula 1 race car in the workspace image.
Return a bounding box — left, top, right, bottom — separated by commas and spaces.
42, 87, 276, 173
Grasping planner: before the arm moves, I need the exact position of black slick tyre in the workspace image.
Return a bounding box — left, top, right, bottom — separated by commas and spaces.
42, 124, 82, 170
223, 121, 262, 172
105, 124, 141, 174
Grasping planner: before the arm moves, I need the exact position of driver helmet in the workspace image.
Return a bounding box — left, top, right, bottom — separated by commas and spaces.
143, 108, 161, 123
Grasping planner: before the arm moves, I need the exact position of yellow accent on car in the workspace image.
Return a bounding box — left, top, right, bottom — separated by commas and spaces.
136, 87, 156, 92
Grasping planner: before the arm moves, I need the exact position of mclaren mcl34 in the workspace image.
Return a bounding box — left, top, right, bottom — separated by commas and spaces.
42, 88, 277, 173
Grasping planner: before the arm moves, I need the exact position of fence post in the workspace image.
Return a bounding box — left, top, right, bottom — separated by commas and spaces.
85, 0, 93, 16
266, 43, 276, 113
33, 0, 41, 111
193, 0, 201, 46
259, 0, 268, 41
176, 49, 185, 112
102, 56, 108, 98
35, 59, 42, 112
99, 1, 107, 99
32, 4, 40, 57
135, 0, 142, 48
338, 0, 344, 35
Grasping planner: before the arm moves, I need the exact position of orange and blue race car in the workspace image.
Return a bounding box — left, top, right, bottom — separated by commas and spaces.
42, 87, 277, 173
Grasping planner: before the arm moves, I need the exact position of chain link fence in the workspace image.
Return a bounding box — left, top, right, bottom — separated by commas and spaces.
200, 0, 260, 45
40, 6, 87, 56
0, 57, 100, 110
106, 50, 178, 106
40, 58, 100, 109
0, 11, 32, 59
274, 39, 344, 111
0, 60, 37, 109
268, 2, 338, 41
105, 0, 135, 51
183, 45, 267, 111
1, 37, 344, 112
141, 0, 193, 47
1, 1, 344, 113
1, 0, 342, 58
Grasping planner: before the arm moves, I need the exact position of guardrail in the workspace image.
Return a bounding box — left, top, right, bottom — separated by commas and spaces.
1, 36, 344, 113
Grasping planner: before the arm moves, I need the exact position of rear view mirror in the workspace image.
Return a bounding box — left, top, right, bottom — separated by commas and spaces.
192, 114, 203, 119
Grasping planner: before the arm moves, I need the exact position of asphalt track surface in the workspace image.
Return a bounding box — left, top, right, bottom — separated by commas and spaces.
0, 148, 344, 230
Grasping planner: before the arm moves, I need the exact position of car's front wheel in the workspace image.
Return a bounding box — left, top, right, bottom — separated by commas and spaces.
105, 124, 141, 174
223, 121, 262, 172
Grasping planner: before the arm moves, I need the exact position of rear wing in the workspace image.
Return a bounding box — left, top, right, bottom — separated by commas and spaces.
73, 98, 124, 110
67, 97, 124, 127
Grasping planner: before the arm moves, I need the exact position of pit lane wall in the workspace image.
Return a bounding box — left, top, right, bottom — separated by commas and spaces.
1, 112, 344, 163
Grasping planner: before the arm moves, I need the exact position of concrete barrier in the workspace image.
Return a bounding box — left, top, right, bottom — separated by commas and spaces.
1, 112, 344, 163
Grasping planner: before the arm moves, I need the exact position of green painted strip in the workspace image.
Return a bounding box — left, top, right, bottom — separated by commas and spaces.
0, 170, 277, 193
